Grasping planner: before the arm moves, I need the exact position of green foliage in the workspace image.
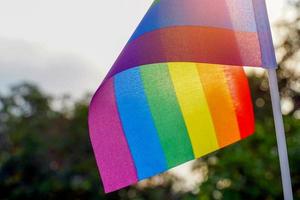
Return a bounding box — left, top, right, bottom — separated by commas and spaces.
197, 108, 300, 200
0, 83, 197, 200
0, 71, 299, 200
0, 84, 101, 199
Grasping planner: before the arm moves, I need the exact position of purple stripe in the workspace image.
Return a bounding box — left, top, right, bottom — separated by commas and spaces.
252, 0, 277, 68
88, 78, 138, 193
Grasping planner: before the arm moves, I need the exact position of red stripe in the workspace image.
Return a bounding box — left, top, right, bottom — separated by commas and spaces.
108, 26, 262, 79
223, 66, 255, 138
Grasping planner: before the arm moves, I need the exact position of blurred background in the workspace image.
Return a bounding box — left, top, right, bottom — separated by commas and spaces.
0, 0, 299, 199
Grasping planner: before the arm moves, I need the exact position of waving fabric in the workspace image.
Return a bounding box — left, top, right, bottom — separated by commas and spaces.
89, 0, 275, 193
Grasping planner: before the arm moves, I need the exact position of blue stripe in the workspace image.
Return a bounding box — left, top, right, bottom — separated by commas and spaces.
129, 0, 257, 42
114, 67, 167, 180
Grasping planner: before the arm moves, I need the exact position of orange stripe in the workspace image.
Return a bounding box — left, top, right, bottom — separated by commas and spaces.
197, 64, 241, 147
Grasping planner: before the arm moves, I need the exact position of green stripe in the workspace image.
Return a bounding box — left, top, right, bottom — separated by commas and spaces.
140, 64, 194, 168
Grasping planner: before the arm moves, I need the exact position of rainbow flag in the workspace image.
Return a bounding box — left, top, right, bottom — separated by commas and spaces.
89, 0, 276, 193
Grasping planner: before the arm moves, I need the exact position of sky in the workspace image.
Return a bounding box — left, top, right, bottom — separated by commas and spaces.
0, 0, 287, 99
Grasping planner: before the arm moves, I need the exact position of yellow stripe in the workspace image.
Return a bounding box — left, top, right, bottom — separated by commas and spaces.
168, 62, 219, 157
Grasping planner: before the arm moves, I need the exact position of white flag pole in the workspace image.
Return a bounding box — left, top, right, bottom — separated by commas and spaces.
267, 68, 293, 200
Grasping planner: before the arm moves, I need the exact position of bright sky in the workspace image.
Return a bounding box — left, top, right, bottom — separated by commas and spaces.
0, 0, 286, 98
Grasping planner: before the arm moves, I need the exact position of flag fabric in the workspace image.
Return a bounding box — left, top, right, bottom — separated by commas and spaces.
89, 0, 276, 193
